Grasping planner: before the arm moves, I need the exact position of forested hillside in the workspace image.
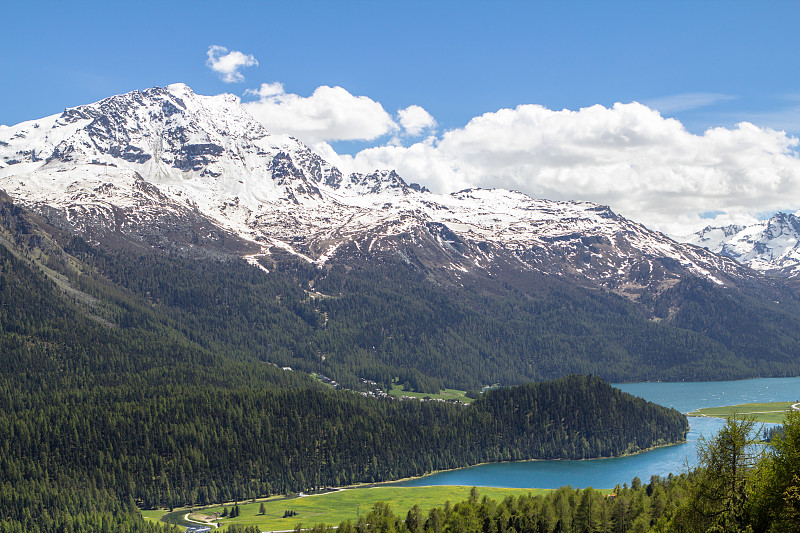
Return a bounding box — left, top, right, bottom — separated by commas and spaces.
4, 80, 800, 392
0, 199, 687, 532
62, 239, 800, 392
326, 412, 800, 533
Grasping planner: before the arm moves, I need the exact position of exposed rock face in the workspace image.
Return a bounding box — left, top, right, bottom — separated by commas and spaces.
687, 212, 800, 279
0, 84, 760, 298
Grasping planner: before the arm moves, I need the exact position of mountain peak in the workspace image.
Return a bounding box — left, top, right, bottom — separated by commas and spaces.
0, 84, 759, 295
686, 211, 800, 276
342, 169, 418, 196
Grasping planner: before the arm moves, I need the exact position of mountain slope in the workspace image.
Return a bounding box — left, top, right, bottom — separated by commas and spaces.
0, 84, 759, 300
0, 197, 689, 527
3, 84, 800, 388
687, 212, 800, 278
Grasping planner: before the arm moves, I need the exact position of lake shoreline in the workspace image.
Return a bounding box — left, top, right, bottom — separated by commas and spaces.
374, 438, 688, 489
146, 377, 800, 524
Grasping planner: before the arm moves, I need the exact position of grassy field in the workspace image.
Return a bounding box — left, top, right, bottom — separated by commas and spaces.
388, 385, 474, 403
140, 508, 171, 525
687, 401, 799, 424
144, 485, 546, 531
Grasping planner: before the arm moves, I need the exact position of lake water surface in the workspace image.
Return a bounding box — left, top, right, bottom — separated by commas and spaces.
397, 376, 800, 489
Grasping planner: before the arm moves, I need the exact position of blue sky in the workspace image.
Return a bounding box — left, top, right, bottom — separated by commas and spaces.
5, 1, 800, 133
3, 1, 800, 233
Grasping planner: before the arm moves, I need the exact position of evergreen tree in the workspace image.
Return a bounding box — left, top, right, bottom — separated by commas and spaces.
687, 416, 761, 532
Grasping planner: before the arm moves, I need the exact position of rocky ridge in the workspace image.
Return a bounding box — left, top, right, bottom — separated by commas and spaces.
0, 84, 762, 300
686, 212, 800, 279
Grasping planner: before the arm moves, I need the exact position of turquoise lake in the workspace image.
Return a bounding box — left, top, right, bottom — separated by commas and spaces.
397, 376, 800, 490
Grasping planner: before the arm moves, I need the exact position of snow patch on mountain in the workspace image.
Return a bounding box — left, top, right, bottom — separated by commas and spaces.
0, 84, 755, 296
686, 212, 800, 276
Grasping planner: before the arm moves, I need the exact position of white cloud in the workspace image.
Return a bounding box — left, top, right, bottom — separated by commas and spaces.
644, 92, 736, 113
733, 103, 800, 136
245, 82, 284, 99
243, 83, 398, 143
206, 45, 258, 83
397, 105, 436, 136
233, 80, 800, 235
344, 102, 800, 235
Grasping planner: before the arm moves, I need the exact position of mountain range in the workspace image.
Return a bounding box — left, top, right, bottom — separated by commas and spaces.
0, 84, 768, 294
3, 84, 800, 388
687, 212, 800, 279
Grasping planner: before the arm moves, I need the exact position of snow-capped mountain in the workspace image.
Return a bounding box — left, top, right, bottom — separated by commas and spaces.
686, 212, 800, 278
0, 84, 758, 299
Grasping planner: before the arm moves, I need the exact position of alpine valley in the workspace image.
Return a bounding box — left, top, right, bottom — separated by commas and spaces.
0, 85, 796, 531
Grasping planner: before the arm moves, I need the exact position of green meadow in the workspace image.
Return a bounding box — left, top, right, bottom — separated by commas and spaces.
388, 385, 474, 403
687, 401, 799, 424
144, 485, 547, 531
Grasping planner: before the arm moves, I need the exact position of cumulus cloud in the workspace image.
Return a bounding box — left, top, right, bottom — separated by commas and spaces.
243, 83, 398, 143
245, 81, 284, 99
233, 79, 800, 235
343, 102, 800, 235
397, 105, 437, 136
206, 45, 258, 83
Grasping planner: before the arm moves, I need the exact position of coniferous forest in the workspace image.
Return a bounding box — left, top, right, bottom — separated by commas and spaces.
2, 192, 800, 532
62, 239, 800, 392
0, 200, 693, 532
319, 412, 800, 533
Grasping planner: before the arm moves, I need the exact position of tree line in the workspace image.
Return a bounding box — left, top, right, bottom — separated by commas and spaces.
298, 411, 800, 532
1, 217, 689, 531
63, 241, 800, 392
